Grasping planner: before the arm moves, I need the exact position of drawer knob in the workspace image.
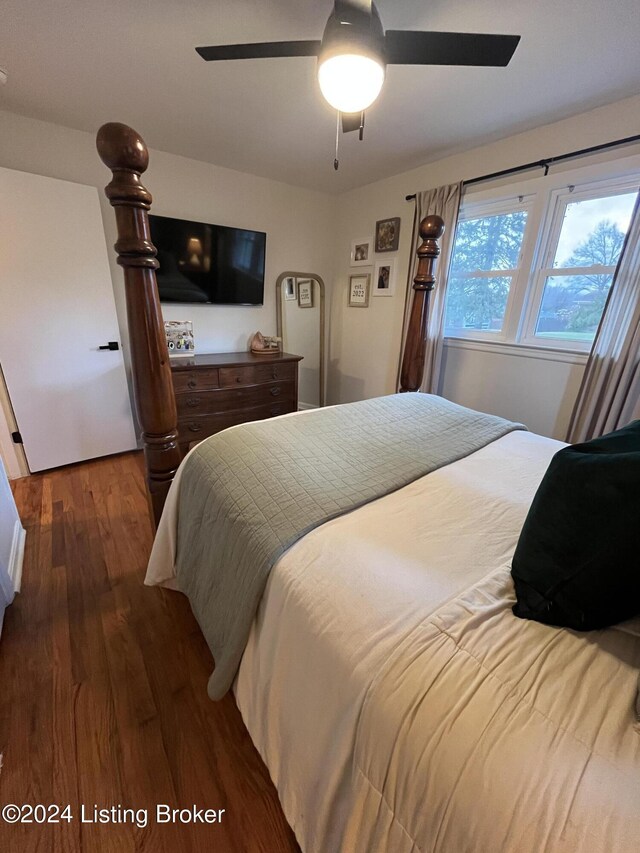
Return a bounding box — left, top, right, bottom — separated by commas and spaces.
236, 376, 242, 383
271, 370, 278, 379
186, 397, 199, 408
188, 422, 202, 433
271, 404, 284, 415
187, 379, 197, 389
270, 386, 281, 397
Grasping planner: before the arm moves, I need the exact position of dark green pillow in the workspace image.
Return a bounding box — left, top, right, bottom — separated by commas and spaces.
511, 420, 640, 630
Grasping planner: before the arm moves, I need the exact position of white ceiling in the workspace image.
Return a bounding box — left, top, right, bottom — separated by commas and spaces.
1, 0, 639, 193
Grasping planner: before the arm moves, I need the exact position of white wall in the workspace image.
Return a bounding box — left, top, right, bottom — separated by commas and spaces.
329, 94, 640, 439
440, 341, 586, 438
0, 110, 337, 473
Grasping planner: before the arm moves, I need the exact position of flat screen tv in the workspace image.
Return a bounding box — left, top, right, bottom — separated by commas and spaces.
149, 214, 266, 305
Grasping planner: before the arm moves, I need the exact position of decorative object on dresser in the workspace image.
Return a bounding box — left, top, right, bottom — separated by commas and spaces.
250, 331, 281, 354
348, 272, 371, 307
171, 351, 302, 457
375, 216, 401, 252
165, 320, 195, 355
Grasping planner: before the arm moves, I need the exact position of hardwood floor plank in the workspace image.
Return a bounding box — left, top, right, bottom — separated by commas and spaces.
0, 452, 300, 853
51, 563, 81, 853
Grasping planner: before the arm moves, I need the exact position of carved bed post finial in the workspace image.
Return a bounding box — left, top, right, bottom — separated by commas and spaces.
96, 122, 181, 527
399, 214, 446, 393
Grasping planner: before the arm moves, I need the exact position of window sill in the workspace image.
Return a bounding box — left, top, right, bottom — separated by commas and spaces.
443, 336, 589, 365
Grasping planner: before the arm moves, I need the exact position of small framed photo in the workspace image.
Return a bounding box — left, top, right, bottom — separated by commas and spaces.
297, 278, 314, 308
350, 237, 372, 267
375, 217, 401, 253
284, 277, 297, 301
348, 273, 370, 307
372, 259, 396, 297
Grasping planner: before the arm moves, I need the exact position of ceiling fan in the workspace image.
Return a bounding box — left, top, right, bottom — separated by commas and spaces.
196, 0, 520, 164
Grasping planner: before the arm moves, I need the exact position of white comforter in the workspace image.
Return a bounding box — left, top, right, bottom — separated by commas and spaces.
147, 427, 640, 853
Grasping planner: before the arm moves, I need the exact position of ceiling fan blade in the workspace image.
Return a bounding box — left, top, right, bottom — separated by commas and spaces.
342, 112, 363, 133
196, 41, 321, 61
384, 30, 520, 67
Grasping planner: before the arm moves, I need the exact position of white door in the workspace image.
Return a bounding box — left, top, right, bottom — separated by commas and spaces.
0, 166, 136, 471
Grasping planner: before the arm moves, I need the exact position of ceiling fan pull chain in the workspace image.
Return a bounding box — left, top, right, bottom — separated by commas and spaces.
334, 111, 340, 170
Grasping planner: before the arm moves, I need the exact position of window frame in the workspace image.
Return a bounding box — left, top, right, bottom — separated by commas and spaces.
443, 155, 640, 354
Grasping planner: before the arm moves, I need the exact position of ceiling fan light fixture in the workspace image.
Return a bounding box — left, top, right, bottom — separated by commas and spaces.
318, 53, 384, 113
317, 2, 386, 113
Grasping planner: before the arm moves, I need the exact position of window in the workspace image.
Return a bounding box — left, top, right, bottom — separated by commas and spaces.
444, 166, 639, 352
445, 200, 530, 336
528, 189, 637, 345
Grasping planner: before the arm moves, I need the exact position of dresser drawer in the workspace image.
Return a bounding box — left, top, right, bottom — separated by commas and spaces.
178, 400, 296, 439
172, 368, 220, 393
219, 362, 296, 388
176, 381, 295, 415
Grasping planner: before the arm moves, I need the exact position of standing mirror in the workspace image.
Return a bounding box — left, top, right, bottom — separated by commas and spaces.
276, 272, 326, 409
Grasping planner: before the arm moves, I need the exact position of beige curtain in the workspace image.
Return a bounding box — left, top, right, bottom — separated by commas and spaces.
566, 192, 640, 442
397, 182, 462, 393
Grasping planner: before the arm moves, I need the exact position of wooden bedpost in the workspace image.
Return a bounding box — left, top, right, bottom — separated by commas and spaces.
96, 122, 181, 527
399, 214, 446, 393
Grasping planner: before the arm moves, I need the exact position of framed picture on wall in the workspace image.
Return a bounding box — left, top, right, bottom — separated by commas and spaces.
348, 273, 370, 307
297, 279, 314, 308
284, 277, 297, 301
375, 217, 401, 252
372, 259, 396, 297
350, 237, 372, 267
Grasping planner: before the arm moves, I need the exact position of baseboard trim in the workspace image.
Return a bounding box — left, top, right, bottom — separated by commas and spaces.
298, 402, 318, 411
8, 520, 26, 593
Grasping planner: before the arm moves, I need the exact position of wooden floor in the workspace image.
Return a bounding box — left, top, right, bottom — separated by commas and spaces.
0, 452, 300, 853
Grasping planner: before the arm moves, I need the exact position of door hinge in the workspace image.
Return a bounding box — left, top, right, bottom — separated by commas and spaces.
11, 430, 23, 444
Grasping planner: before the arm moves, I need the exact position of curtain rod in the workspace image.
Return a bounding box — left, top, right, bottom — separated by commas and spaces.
405, 133, 640, 201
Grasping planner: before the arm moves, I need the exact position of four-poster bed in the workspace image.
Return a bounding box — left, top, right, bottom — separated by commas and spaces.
96, 121, 443, 526
96, 123, 640, 853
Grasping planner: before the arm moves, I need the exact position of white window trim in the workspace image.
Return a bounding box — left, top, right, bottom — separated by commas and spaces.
444, 151, 640, 355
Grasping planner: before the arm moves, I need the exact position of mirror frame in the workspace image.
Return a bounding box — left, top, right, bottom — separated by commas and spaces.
275, 271, 326, 408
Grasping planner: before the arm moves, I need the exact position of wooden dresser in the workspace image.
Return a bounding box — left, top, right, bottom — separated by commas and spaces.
170, 351, 303, 455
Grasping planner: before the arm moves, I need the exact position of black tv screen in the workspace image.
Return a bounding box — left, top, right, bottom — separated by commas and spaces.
149, 214, 266, 305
